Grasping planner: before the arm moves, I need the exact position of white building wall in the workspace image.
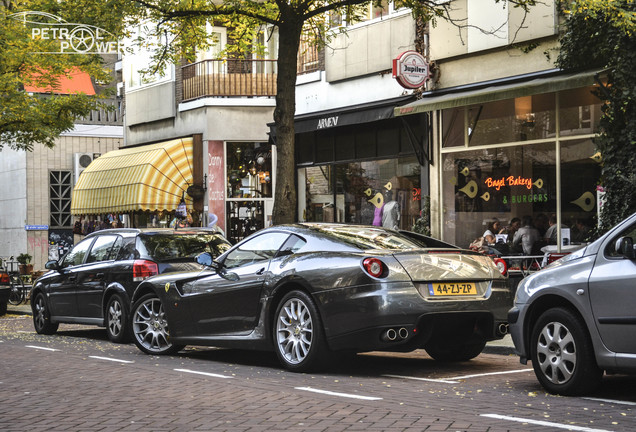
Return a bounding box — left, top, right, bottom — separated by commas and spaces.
0, 148, 28, 261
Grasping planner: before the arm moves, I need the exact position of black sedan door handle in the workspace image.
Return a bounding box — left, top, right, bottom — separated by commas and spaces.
95, 273, 105, 279
68, 275, 77, 282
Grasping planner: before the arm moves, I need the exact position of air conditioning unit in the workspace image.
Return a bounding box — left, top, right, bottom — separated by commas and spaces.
74, 152, 100, 184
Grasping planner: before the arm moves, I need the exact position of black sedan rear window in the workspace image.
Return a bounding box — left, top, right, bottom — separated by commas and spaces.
139, 234, 231, 261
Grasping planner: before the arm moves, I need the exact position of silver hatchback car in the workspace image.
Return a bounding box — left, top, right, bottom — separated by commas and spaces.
509, 212, 636, 395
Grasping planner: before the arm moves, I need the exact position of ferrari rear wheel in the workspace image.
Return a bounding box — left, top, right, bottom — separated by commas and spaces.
132, 293, 183, 355
274, 290, 328, 372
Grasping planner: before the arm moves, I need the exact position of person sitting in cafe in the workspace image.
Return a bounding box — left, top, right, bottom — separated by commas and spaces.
483, 218, 501, 245
544, 214, 568, 245
512, 215, 540, 255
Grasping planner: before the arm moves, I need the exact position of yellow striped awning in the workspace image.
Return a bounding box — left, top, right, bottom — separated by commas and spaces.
71, 138, 194, 215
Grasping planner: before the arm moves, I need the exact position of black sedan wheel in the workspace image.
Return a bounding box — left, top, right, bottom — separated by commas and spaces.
132, 293, 183, 355
32, 292, 59, 335
274, 290, 328, 372
106, 293, 130, 343
530, 307, 602, 395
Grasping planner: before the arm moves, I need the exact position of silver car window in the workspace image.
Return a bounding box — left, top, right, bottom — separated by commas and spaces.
224, 232, 290, 269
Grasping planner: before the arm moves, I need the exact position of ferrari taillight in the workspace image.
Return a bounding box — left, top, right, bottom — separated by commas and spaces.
493, 258, 508, 276
362, 258, 387, 278
133, 260, 159, 282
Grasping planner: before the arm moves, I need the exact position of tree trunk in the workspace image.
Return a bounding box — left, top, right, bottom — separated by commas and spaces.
271, 18, 302, 225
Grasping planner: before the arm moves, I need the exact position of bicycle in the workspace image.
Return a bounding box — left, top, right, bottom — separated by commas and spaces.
1, 257, 28, 306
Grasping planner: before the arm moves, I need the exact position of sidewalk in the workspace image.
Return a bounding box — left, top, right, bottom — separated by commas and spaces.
5, 303, 32, 316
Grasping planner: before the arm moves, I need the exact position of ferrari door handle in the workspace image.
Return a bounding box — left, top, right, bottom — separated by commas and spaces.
256, 268, 265, 275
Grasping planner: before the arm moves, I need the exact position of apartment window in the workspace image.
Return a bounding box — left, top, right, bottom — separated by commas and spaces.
50, 170, 73, 228
329, 0, 407, 28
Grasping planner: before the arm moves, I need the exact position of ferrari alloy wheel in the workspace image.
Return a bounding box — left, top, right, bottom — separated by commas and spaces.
530, 307, 602, 395
274, 290, 327, 372
132, 293, 183, 355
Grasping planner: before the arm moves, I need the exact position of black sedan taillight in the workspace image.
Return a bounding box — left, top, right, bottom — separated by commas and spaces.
133, 260, 159, 282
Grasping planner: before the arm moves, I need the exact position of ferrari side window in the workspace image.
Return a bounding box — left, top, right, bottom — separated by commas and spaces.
224, 232, 290, 268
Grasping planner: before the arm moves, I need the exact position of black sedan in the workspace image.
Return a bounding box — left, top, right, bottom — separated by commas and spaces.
31, 228, 231, 342
130, 223, 512, 371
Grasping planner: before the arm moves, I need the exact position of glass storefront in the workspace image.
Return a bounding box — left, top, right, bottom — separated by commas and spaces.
440, 86, 602, 253
296, 112, 427, 231
225, 141, 273, 243
301, 156, 421, 230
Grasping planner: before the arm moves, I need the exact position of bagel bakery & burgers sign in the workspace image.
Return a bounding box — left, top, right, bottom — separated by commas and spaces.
392, 51, 429, 89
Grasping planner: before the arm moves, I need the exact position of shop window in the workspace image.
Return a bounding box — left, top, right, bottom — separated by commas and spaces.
559, 87, 602, 136
226, 142, 272, 199
303, 157, 420, 230
304, 166, 335, 222
442, 143, 556, 250
560, 138, 601, 242
442, 107, 465, 148
297, 133, 315, 164
467, 94, 556, 146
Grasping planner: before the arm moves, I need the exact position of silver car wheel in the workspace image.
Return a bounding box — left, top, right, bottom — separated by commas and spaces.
536, 321, 577, 385
107, 298, 123, 337
276, 297, 313, 365
133, 297, 172, 353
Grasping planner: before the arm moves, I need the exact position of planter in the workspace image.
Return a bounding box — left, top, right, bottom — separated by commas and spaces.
19, 264, 33, 275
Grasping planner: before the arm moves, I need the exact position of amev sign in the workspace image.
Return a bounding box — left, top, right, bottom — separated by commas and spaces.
392, 51, 429, 89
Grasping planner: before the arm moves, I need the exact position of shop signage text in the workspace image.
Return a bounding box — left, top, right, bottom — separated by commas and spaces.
392, 51, 429, 89
25, 225, 49, 230
317, 116, 339, 129
485, 176, 534, 191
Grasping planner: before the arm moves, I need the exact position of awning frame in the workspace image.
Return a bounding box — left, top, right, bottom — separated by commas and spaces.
395, 69, 603, 116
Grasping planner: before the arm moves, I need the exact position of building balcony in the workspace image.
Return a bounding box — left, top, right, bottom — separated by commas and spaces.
181, 59, 277, 101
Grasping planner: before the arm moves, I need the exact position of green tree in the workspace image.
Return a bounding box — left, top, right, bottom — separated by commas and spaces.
29, 0, 534, 224
0, 1, 112, 151
556, 0, 636, 233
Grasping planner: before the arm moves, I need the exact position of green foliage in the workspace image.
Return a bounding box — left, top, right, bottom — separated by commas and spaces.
0, 0, 113, 151
17, 253, 32, 264
412, 195, 431, 236
556, 0, 636, 232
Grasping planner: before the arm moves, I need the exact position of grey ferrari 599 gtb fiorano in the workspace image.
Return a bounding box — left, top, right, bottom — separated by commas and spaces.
130, 223, 512, 371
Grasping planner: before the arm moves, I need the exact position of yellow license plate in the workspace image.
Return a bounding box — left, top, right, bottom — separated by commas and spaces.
428, 282, 477, 296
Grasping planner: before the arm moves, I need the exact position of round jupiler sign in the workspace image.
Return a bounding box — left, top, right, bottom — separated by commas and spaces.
392, 51, 429, 89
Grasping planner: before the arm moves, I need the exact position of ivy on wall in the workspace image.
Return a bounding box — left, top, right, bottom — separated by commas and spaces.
556, 0, 636, 233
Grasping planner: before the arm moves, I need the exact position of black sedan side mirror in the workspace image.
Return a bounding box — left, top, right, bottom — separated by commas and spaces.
45, 260, 59, 270
615, 236, 635, 259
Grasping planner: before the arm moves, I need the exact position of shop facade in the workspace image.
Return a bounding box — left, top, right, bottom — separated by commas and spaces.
396, 70, 604, 252
286, 96, 430, 230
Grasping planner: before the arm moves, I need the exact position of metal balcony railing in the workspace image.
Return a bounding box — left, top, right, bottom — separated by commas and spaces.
181, 59, 277, 101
